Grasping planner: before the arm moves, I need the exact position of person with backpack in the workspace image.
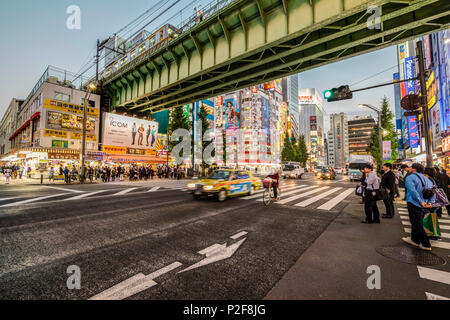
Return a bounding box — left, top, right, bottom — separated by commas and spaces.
402, 163, 435, 251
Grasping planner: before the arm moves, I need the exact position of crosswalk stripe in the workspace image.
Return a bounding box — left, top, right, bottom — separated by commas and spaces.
64, 190, 107, 200
241, 184, 304, 200
399, 213, 450, 224
0, 193, 69, 207
41, 186, 83, 193
0, 197, 21, 202
148, 187, 160, 192
254, 185, 315, 202
404, 228, 450, 239
430, 240, 450, 250
401, 220, 450, 230
295, 187, 342, 207
417, 266, 450, 285
425, 292, 450, 300
277, 186, 329, 205
113, 188, 139, 196
317, 188, 354, 211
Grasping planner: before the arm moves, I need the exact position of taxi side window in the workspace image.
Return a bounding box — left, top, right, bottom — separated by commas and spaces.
237, 171, 250, 179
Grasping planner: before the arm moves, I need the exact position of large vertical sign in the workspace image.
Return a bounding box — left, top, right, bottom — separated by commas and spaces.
383, 141, 392, 160
225, 96, 240, 131
407, 115, 420, 148
260, 96, 270, 132
405, 56, 415, 95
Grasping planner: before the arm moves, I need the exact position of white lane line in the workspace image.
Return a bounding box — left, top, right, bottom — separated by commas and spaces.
0, 197, 21, 202
41, 186, 83, 193
147, 187, 160, 192
401, 220, 450, 230
295, 187, 343, 207
0, 193, 69, 208
113, 188, 139, 196
417, 266, 450, 285
317, 188, 354, 211
404, 228, 450, 239
64, 190, 107, 200
241, 184, 303, 200
425, 292, 450, 300
277, 186, 330, 205
230, 231, 248, 239
430, 240, 450, 250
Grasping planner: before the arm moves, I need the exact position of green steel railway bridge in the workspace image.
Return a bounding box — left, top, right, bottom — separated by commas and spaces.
100, 0, 450, 114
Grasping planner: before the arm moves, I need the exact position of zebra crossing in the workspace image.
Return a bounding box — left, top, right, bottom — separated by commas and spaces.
397, 206, 450, 300
241, 183, 355, 211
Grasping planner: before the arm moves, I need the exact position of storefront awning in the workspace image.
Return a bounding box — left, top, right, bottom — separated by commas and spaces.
104, 154, 171, 164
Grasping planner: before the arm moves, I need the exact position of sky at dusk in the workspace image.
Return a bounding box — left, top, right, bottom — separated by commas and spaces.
0, 0, 398, 133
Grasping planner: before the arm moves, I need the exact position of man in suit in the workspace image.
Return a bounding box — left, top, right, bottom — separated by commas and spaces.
381, 162, 396, 218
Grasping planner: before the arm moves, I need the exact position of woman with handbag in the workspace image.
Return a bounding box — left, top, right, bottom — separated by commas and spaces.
361, 164, 381, 224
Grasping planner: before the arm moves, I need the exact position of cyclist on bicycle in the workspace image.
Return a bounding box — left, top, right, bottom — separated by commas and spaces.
266, 169, 281, 201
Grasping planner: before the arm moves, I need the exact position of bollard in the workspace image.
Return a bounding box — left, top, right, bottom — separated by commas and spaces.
41, 174, 43, 185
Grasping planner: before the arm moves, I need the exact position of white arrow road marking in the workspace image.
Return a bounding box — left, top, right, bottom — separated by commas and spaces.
277, 186, 329, 204
425, 292, 450, 300
147, 187, 160, 192
230, 231, 248, 239
401, 220, 450, 230
113, 188, 139, 196
89, 261, 182, 300
0, 193, 69, 207
198, 243, 227, 257
295, 187, 342, 207
317, 188, 354, 210
178, 238, 246, 274
64, 190, 108, 200
417, 266, 450, 285
42, 186, 84, 193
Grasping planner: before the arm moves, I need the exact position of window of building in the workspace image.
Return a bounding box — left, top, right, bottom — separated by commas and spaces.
55, 92, 70, 102
81, 99, 96, 108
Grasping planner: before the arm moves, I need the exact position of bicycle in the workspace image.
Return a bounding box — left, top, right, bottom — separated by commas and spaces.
262, 178, 281, 206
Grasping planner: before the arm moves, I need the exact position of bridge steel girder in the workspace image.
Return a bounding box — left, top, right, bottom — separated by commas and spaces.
101, 0, 450, 114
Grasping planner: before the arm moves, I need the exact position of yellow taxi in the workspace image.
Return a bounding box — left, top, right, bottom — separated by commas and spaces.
187, 169, 262, 201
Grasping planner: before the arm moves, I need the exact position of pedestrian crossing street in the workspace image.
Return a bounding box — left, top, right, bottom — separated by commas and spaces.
240, 184, 355, 211
397, 206, 450, 300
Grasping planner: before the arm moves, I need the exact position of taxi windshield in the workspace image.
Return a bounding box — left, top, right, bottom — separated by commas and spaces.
208, 170, 231, 180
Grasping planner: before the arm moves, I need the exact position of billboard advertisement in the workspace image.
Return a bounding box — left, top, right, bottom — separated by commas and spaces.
405, 56, 415, 95
195, 99, 215, 128
383, 141, 392, 160
407, 115, 420, 149
103, 113, 159, 149
310, 116, 317, 131
260, 95, 270, 132
225, 96, 240, 130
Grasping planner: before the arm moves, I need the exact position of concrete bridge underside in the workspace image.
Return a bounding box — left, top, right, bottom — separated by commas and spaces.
102, 0, 450, 114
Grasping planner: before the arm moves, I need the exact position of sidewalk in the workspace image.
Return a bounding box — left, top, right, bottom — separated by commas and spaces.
265, 198, 450, 300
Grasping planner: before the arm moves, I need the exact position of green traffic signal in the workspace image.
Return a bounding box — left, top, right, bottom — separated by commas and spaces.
324, 90, 333, 99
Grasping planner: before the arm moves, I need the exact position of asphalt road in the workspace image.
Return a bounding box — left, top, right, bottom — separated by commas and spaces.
0, 174, 356, 299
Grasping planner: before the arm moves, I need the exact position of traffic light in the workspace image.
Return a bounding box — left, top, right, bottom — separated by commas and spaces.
323, 85, 353, 102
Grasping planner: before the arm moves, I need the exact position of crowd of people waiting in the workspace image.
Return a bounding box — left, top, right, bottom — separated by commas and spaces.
358, 162, 449, 251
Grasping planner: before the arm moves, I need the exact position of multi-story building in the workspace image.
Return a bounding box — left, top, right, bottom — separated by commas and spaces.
298, 88, 325, 166
282, 75, 299, 139
328, 113, 349, 168
348, 117, 376, 156
0, 98, 24, 155
0, 66, 101, 177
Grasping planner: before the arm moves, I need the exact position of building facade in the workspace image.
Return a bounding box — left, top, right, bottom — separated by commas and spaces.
0, 99, 24, 155
348, 117, 376, 156
328, 113, 349, 168
298, 88, 325, 166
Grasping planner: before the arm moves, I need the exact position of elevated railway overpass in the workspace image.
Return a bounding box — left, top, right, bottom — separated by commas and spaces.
100, 0, 450, 114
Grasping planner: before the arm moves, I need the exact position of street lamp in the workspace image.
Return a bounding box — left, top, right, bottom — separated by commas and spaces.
358, 104, 383, 170
80, 82, 96, 183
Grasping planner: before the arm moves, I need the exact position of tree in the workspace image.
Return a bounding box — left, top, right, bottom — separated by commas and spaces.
369, 96, 399, 172
297, 135, 309, 168
167, 106, 191, 158
282, 135, 295, 161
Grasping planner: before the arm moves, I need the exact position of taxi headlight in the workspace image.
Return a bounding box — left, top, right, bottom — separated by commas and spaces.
203, 185, 214, 191
187, 183, 196, 189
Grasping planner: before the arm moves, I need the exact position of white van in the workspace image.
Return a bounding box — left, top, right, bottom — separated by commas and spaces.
282, 162, 305, 179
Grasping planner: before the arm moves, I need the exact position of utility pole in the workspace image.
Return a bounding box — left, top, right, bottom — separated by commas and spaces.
378, 110, 383, 170
416, 40, 432, 168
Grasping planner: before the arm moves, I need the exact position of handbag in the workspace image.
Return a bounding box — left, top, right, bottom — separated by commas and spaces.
355, 185, 363, 196
432, 188, 450, 207
376, 187, 389, 201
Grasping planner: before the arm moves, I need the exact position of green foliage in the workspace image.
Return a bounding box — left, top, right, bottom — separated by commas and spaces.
297, 135, 309, 167
281, 134, 309, 167
168, 106, 191, 150
369, 96, 399, 171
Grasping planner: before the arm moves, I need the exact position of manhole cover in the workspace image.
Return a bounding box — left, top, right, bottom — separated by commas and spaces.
376, 246, 446, 266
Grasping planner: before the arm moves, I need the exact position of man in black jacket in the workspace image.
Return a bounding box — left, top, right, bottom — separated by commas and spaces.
381, 162, 396, 218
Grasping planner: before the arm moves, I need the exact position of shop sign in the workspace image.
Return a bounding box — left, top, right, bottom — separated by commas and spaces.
442, 136, 450, 153
383, 141, 392, 160
52, 140, 68, 149
70, 132, 97, 141
44, 99, 99, 117
102, 113, 159, 150
103, 145, 127, 154
48, 153, 79, 160
44, 129, 68, 139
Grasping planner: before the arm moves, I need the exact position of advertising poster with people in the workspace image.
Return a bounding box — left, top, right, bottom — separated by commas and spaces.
103, 113, 159, 149
225, 96, 240, 131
